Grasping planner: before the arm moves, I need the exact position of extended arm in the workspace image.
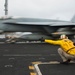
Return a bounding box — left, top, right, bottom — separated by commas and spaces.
44, 39, 61, 45
39, 37, 61, 45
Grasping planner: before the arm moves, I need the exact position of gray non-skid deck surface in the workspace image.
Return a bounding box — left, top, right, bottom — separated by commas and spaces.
38, 63, 75, 75
0, 43, 74, 75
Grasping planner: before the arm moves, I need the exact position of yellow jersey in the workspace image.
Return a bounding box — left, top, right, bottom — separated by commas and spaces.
45, 39, 75, 55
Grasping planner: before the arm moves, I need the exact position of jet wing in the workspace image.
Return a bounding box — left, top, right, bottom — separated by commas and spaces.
4, 22, 75, 26
50, 22, 75, 26
4, 22, 51, 25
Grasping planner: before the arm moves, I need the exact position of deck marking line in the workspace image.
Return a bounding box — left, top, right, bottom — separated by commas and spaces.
32, 62, 42, 64
29, 66, 35, 70
3, 54, 42, 56
30, 72, 37, 75
34, 64, 42, 75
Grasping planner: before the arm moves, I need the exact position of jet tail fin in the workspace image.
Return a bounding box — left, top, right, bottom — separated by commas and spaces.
70, 15, 75, 23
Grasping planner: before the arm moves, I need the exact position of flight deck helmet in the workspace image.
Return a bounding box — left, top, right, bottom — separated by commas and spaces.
60, 34, 68, 39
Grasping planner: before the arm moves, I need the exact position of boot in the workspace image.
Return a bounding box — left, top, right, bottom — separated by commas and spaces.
60, 59, 71, 64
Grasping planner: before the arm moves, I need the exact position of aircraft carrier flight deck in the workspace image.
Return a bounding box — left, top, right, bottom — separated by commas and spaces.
0, 40, 75, 75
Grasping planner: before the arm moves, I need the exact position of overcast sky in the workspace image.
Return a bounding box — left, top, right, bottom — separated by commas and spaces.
0, 0, 75, 21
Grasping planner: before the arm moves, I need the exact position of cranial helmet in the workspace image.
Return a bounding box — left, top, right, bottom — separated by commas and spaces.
60, 34, 68, 39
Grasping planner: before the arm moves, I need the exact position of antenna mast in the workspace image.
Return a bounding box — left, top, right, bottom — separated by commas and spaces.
4, 0, 8, 16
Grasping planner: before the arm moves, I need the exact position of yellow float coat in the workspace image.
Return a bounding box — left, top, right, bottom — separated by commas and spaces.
45, 39, 75, 55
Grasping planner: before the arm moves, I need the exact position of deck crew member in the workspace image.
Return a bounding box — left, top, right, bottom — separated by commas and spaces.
40, 34, 75, 64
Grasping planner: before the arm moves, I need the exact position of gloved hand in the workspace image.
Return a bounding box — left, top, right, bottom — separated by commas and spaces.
39, 37, 45, 41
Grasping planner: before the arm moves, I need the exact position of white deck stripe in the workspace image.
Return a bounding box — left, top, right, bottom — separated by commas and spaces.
33, 61, 75, 75
3, 54, 42, 56
34, 64, 42, 75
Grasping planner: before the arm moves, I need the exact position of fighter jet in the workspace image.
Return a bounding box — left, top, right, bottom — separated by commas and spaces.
0, 15, 75, 43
